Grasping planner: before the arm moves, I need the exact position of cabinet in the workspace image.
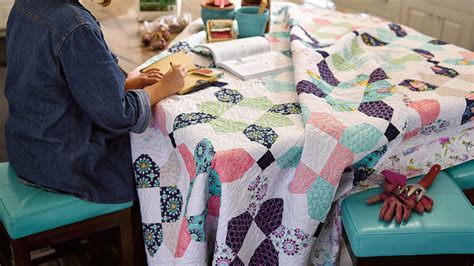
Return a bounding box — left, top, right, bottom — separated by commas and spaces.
0, 0, 14, 35
401, 0, 473, 50
432, 5, 473, 50
334, 0, 403, 23
400, 0, 435, 36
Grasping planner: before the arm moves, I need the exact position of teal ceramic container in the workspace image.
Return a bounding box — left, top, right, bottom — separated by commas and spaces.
201, 2, 235, 28
235, 6, 269, 38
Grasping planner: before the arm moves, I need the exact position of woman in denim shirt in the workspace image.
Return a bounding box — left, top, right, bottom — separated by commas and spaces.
4, 0, 186, 203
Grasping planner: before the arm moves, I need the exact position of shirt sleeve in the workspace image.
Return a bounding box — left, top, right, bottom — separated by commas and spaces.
58, 24, 151, 134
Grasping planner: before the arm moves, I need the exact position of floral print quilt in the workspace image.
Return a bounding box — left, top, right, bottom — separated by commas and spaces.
131, 3, 473, 265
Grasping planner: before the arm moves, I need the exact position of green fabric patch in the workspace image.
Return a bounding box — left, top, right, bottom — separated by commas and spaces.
405, 34, 432, 42
351, 38, 365, 56
255, 112, 293, 128
239, 97, 275, 110
331, 53, 356, 71
340, 123, 383, 154
392, 54, 423, 65
376, 28, 396, 43
277, 146, 303, 169
198, 101, 233, 116
209, 118, 248, 133
332, 22, 353, 29
313, 32, 339, 39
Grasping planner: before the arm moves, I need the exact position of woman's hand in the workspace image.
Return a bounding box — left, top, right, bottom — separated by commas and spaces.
159, 65, 187, 95
124, 68, 164, 90
145, 65, 187, 105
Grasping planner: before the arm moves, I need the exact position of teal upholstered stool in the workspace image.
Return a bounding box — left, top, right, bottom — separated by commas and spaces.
342, 171, 474, 265
0, 163, 134, 266
446, 160, 474, 190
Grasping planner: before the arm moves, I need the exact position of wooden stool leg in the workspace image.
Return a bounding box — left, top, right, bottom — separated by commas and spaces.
11, 238, 31, 266
119, 208, 134, 266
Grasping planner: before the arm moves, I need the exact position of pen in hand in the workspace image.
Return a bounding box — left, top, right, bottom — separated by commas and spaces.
170, 62, 175, 70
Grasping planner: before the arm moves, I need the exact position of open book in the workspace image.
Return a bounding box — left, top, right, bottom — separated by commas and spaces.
194, 37, 293, 80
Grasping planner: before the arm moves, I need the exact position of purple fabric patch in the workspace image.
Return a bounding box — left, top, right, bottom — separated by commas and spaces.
254, 198, 284, 236
358, 101, 394, 121
296, 80, 327, 97
368, 68, 388, 83
249, 238, 279, 265
317, 60, 339, 86
231, 256, 244, 266
226, 211, 253, 254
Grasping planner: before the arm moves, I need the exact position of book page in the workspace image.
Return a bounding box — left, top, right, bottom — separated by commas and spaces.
140, 50, 195, 73
219, 51, 293, 80
196, 37, 271, 64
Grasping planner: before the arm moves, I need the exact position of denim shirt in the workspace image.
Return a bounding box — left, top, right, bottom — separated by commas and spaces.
5, 0, 151, 203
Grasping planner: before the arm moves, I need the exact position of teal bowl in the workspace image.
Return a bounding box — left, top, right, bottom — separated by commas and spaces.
201, 3, 235, 28
235, 6, 269, 38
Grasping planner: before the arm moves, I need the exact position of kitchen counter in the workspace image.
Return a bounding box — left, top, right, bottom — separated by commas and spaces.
82, 0, 203, 73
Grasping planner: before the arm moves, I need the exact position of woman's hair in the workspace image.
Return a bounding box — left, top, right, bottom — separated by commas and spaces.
100, 0, 111, 6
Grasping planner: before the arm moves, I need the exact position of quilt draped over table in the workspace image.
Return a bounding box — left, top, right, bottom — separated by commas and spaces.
131, 3, 473, 265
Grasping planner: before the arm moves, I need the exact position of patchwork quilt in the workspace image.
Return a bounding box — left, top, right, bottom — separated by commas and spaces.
131, 3, 473, 265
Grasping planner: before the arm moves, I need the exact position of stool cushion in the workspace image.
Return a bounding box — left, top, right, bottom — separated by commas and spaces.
446, 160, 474, 190
342, 171, 474, 257
0, 163, 133, 239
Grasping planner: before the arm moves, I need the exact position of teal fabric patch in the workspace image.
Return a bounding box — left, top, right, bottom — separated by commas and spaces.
208, 169, 222, 196
307, 177, 335, 221
340, 123, 383, 154
264, 71, 295, 92
300, 104, 311, 124
419, 43, 445, 52
187, 212, 207, 242
277, 146, 303, 169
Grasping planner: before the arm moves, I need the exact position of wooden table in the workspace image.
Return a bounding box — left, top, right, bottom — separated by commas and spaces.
82, 0, 204, 73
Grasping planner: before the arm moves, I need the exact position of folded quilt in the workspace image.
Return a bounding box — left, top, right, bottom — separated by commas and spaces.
131, 4, 473, 265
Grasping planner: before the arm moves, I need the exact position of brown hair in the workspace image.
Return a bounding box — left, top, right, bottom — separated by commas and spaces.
100, 0, 111, 6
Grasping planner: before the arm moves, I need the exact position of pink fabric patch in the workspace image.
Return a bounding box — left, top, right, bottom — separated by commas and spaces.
408, 99, 440, 126
289, 162, 317, 194
319, 143, 354, 186
460, 51, 474, 61
265, 35, 281, 43
207, 195, 220, 217
153, 104, 168, 136
403, 129, 420, 140
307, 112, 346, 140
313, 18, 331, 26
212, 149, 255, 183
174, 218, 191, 258
177, 144, 196, 180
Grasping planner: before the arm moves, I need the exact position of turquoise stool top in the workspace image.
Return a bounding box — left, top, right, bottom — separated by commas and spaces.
0, 163, 133, 239
342, 171, 474, 258
446, 159, 474, 190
